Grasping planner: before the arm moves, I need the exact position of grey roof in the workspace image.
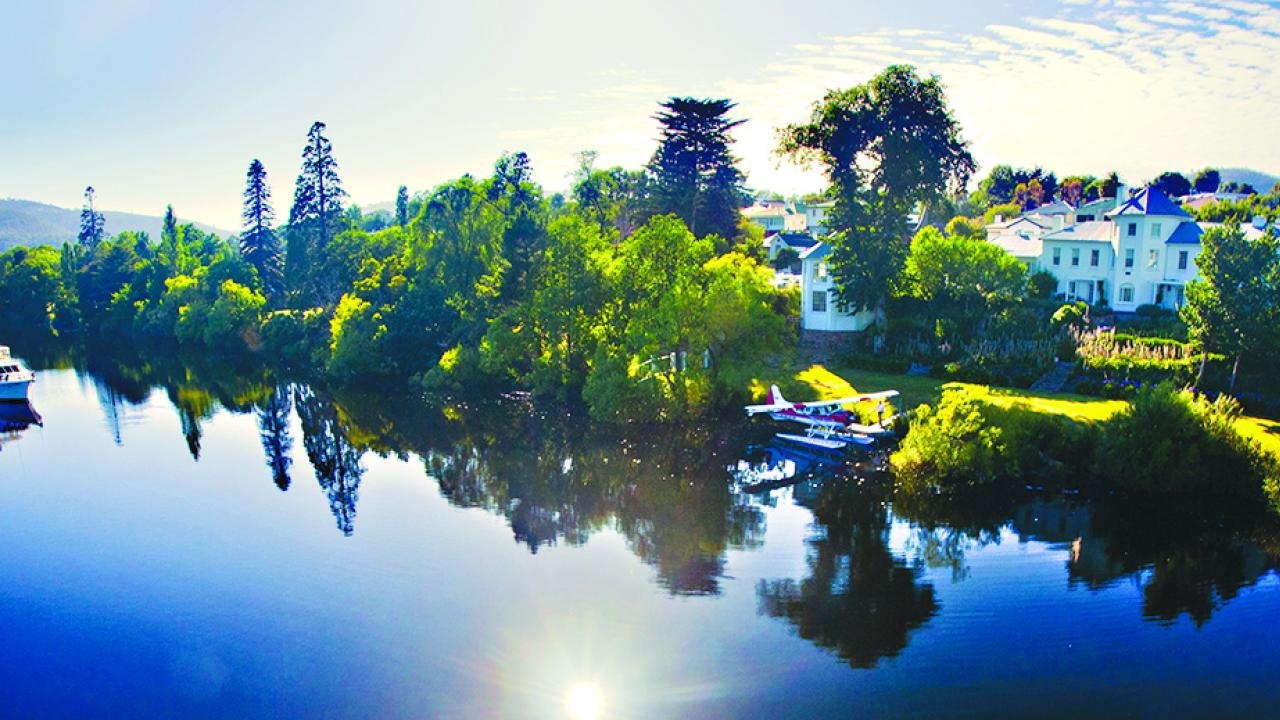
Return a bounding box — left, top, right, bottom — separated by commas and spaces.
1042, 220, 1113, 243
799, 242, 831, 261
1106, 186, 1192, 219
1031, 200, 1074, 216
986, 215, 1049, 231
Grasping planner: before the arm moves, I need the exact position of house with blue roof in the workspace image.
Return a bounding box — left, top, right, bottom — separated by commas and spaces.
1021, 186, 1275, 311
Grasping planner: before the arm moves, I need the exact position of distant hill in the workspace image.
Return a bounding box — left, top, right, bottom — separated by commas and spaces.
1217, 168, 1279, 193
0, 198, 234, 252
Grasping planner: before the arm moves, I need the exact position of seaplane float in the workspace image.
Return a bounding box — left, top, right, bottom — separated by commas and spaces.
745, 384, 899, 452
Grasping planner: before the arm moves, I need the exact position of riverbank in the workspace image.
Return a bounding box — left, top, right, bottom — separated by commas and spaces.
760, 362, 1280, 463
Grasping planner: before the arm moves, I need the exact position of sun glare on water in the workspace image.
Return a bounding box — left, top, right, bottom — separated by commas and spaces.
565, 683, 603, 720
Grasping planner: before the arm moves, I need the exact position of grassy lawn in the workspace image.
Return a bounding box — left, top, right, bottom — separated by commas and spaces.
756, 361, 1280, 458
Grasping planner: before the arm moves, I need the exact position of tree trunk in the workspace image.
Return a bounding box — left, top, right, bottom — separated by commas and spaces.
1229, 354, 1241, 393
1195, 349, 1207, 388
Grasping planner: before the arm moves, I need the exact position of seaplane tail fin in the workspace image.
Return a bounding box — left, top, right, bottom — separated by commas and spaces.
768, 384, 786, 405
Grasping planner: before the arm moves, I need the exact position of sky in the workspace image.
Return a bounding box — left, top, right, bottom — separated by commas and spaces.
2, 0, 1278, 230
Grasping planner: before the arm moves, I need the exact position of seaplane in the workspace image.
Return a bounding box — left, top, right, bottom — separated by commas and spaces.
745, 384, 899, 451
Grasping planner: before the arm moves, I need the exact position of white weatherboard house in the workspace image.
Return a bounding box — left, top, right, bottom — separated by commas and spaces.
998, 185, 1275, 311
798, 242, 878, 332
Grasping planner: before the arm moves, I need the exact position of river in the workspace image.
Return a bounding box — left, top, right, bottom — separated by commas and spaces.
2, 349, 1279, 718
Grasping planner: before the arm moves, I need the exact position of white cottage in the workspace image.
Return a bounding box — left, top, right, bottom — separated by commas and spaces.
798, 242, 878, 332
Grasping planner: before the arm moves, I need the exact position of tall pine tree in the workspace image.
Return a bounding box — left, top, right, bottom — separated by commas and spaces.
647, 98, 747, 246
77, 186, 105, 249
241, 159, 283, 300
162, 204, 178, 245
395, 185, 409, 227
288, 121, 346, 303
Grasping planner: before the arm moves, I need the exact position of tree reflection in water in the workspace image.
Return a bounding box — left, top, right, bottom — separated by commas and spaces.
756, 476, 938, 668
256, 385, 294, 491
427, 413, 766, 595
1012, 498, 1280, 627
61, 345, 1280, 627
294, 386, 364, 537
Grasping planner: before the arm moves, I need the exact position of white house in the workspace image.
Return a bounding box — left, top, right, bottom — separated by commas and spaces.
798, 242, 878, 333
804, 201, 834, 235
1030, 186, 1273, 312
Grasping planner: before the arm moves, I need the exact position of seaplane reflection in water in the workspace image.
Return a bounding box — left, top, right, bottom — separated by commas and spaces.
745, 384, 899, 452
0, 400, 42, 451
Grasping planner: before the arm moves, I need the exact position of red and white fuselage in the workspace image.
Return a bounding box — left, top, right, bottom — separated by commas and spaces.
745, 385, 898, 435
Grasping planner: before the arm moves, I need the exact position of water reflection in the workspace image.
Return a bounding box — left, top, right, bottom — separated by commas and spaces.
256, 385, 294, 491
0, 400, 43, 451
1013, 499, 1280, 627
757, 475, 939, 668
295, 386, 364, 536
35, 344, 1280, 632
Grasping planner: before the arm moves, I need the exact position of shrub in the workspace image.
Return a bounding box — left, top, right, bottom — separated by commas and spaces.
1027, 270, 1058, 300
1095, 383, 1271, 498
1135, 303, 1172, 319
1051, 302, 1087, 331
891, 388, 1004, 492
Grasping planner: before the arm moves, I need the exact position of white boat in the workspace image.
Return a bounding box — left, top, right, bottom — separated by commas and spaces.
0, 346, 35, 401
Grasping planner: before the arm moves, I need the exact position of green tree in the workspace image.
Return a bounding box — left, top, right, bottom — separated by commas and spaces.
1181, 224, 1280, 390
778, 65, 976, 317
241, 159, 282, 300
162, 204, 178, 246
1192, 168, 1221, 193
481, 214, 610, 395
288, 121, 348, 303
648, 97, 748, 246
395, 185, 410, 227
0, 246, 63, 334
1152, 171, 1191, 198
77, 186, 105, 249
898, 226, 1027, 341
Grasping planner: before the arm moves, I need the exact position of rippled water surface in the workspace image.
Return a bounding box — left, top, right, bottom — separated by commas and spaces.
2, 355, 1280, 718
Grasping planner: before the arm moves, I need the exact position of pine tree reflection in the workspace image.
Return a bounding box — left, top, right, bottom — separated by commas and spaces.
256, 385, 294, 491
295, 386, 364, 536
757, 477, 938, 668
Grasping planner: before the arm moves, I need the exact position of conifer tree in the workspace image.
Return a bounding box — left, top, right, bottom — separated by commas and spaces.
647, 98, 747, 245
396, 185, 409, 227
241, 159, 283, 299
162, 204, 178, 245
77, 186, 106, 249
288, 121, 347, 302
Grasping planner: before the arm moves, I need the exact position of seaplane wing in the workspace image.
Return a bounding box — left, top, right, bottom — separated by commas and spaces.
745, 385, 899, 416
798, 390, 899, 409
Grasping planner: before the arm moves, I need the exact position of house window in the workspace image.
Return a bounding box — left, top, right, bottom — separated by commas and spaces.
811, 290, 827, 313
1147, 249, 1158, 269
1151, 222, 1162, 237
1124, 249, 1134, 268
1052, 247, 1061, 266
1119, 284, 1134, 303
1078, 214, 1094, 222
1090, 249, 1100, 267
816, 262, 828, 280
1178, 251, 1188, 270
1127, 223, 1137, 237
1070, 248, 1080, 266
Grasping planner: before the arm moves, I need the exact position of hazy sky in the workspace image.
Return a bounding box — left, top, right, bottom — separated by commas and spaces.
3, 0, 1278, 230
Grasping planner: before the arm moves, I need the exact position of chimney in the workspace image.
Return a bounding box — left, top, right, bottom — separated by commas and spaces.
1253, 215, 1267, 230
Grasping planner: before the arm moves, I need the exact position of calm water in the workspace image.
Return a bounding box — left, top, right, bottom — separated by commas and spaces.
3, 353, 1280, 718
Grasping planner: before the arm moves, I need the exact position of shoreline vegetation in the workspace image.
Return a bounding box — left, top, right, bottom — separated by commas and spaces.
3, 64, 1279, 511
